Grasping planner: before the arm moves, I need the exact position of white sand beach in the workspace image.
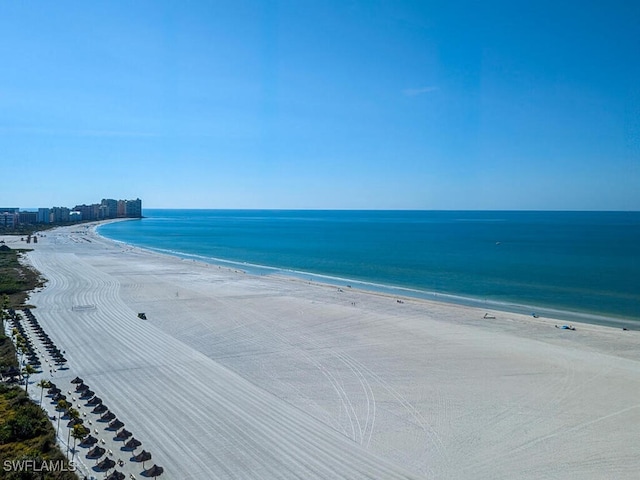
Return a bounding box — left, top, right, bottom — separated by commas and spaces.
5, 224, 639, 479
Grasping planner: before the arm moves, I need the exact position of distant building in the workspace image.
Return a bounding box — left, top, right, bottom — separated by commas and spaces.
0, 211, 19, 228
72, 204, 101, 221
124, 198, 142, 218
18, 211, 38, 225
115, 198, 142, 218
91, 203, 101, 220
101, 199, 118, 218
38, 208, 50, 223
2, 197, 141, 230
50, 207, 70, 223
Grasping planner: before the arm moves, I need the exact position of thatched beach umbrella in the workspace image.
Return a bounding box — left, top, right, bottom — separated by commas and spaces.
87, 445, 106, 459
52, 392, 66, 402
106, 471, 125, 480
92, 403, 108, 414
80, 391, 94, 400
75, 383, 89, 392
70, 376, 83, 384
115, 428, 132, 440
67, 418, 83, 428
133, 450, 152, 469
143, 464, 164, 478
80, 435, 99, 447
95, 457, 116, 471
87, 396, 102, 406
108, 419, 124, 430
100, 411, 116, 422
80, 389, 94, 399
124, 437, 141, 450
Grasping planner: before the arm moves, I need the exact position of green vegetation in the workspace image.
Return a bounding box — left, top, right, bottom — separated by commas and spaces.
0, 249, 44, 308
1, 296, 18, 370
0, 386, 77, 480
0, 336, 18, 370
0, 225, 45, 236
0, 219, 96, 237
0, 222, 61, 237
0, 267, 77, 479
69, 424, 88, 463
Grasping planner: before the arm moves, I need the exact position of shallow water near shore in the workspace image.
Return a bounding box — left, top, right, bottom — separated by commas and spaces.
98, 209, 640, 325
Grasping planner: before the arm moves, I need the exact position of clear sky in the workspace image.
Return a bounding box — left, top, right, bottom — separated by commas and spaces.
1, 1, 638, 210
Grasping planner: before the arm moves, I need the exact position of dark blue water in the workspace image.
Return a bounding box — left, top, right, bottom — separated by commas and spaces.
98, 210, 640, 324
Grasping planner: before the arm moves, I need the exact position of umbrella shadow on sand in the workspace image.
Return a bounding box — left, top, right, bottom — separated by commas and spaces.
141, 464, 164, 478
99, 411, 116, 423
93, 457, 115, 472
107, 419, 125, 431
121, 437, 141, 451
86, 445, 106, 460
114, 428, 132, 441
131, 450, 152, 469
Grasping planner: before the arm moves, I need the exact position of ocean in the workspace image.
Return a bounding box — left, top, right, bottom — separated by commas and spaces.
97, 210, 640, 326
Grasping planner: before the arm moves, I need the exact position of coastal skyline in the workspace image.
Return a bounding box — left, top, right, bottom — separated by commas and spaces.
1, 1, 639, 211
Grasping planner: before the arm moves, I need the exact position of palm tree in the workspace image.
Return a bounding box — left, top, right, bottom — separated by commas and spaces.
22, 364, 36, 394
15, 335, 27, 365
56, 399, 69, 436
37, 379, 51, 405
66, 408, 82, 456
71, 424, 89, 462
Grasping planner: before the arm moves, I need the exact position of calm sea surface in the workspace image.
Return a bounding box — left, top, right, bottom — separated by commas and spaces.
98, 210, 640, 325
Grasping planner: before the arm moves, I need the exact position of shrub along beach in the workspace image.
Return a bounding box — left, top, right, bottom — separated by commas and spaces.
1, 223, 639, 480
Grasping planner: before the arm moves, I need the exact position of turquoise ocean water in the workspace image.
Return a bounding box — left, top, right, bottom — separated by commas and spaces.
97, 210, 640, 326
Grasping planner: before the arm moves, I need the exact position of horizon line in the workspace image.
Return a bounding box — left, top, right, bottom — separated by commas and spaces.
137, 207, 640, 213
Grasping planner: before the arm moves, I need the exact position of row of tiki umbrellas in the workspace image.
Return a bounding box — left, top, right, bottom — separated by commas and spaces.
8, 308, 68, 369
10, 307, 165, 479
68, 376, 164, 478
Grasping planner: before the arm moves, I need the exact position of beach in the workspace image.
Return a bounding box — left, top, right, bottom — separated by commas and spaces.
5, 224, 640, 479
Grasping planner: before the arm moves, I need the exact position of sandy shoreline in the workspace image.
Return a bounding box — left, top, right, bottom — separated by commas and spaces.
4, 225, 639, 479
96, 219, 639, 329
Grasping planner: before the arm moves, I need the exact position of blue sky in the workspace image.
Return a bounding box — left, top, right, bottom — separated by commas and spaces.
1, 1, 638, 210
